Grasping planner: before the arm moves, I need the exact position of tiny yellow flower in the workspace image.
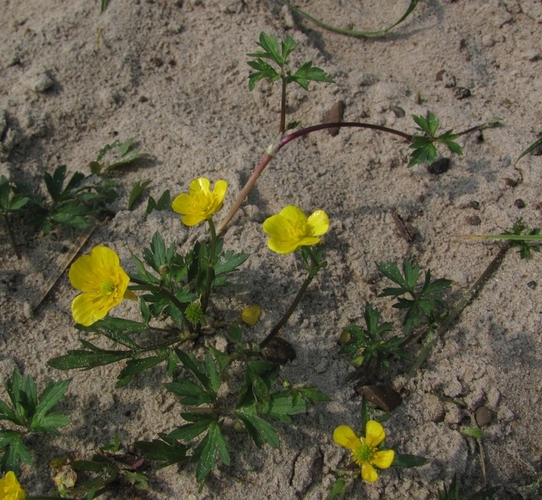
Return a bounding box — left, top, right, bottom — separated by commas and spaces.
241, 305, 261, 326
69, 246, 138, 327
172, 177, 228, 226
333, 421, 395, 482
0, 471, 26, 500
262, 205, 330, 254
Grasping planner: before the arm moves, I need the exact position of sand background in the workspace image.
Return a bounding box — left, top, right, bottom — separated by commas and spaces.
1, 0, 542, 498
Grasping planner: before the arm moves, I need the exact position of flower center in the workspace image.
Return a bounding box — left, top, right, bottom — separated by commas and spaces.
352, 442, 373, 465
100, 279, 116, 296
193, 193, 215, 215
287, 219, 308, 240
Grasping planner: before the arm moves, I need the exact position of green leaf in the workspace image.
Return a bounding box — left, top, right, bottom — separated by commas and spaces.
0, 176, 9, 210
165, 380, 215, 406
134, 436, 189, 469
0, 430, 32, 474
44, 165, 67, 202
168, 415, 215, 441
117, 354, 167, 380
408, 137, 438, 167
227, 323, 242, 342
247, 59, 280, 91
31, 379, 70, 433
462, 427, 483, 439
0, 400, 20, 426
194, 422, 229, 483
326, 477, 347, 500
214, 250, 249, 277
287, 61, 334, 90
175, 349, 213, 393
204, 353, 221, 394
235, 412, 280, 449
516, 135, 542, 164
47, 348, 131, 370
392, 453, 427, 467
128, 180, 151, 210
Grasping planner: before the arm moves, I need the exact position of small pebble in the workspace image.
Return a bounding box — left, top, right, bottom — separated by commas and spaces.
503, 177, 517, 187
454, 87, 471, 99
262, 337, 296, 364
357, 384, 402, 412
390, 106, 405, 118
475, 406, 493, 427
428, 158, 450, 175
466, 215, 481, 226
514, 199, 526, 209
322, 101, 345, 137
527, 281, 537, 290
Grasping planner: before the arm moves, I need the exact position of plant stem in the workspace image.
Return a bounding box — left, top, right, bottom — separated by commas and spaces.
129, 277, 194, 334
408, 244, 510, 376
4, 213, 21, 259
259, 249, 324, 349
201, 218, 217, 315
218, 121, 412, 233
279, 76, 287, 134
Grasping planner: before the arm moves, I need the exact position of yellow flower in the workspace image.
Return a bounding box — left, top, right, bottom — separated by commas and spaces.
241, 305, 261, 326
262, 205, 330, 254
172, 177, 228, 226
333, 421, 395, 482
0, 471, 26, 500
69, 246, 137, 326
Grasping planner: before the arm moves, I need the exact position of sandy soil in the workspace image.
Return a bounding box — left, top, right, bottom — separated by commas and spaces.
1, 0, 542, 498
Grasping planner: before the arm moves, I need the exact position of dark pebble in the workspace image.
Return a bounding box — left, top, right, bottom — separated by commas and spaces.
514, 199, 526, 209
390, 106, 405, 118
527, 281, 537, 290
322, 101, 345, 136
262, 337, 296, 364
475, 406, 493, 427
454, 87, 471, 99
466, 215, 482, 226
356, 384, 402, 412
428, 158, 450, 175
503, 178, 518, 187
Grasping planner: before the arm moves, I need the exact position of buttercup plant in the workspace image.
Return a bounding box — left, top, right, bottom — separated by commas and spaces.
18, 30, 529, 498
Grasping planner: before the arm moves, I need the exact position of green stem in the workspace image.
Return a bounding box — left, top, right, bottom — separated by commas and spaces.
129, 277, 194, 334
407, 244, 510, 376
4, 213, 21, 259
279, 75, 287, 133
201, 218, 217, 315
259, 249, 324, 349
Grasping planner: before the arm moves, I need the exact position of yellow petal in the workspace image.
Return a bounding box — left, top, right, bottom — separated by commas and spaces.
213, 179, 228, 203
307, 210, 330, 236
361, 462, 379, 482
267, 237, 301, 254
279, 205, 307, 223
171, 193, 192, 215
297, 236, 322, 247
241, 305, 261, 326
69, 246, 120, 292
190, 177, 211, 195
262, 214, 290, 238
124, 289, 139, 301
1, 471, 26, 500
333, 425, 361, 451
181, 214, 205, 226
365, 420, 386, 448
371, 449, 395, 470
72, 293, 110, 326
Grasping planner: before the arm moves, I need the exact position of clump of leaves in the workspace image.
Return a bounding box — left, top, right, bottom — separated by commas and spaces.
409, 112, 463, 167
0, 370, 70, 475
377, 259, 451, 335
89, 137, 143, 175
247, 32, 333, 92
340, 302, 412, 372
